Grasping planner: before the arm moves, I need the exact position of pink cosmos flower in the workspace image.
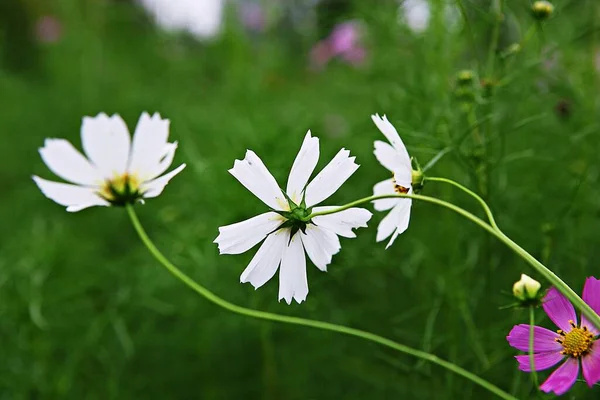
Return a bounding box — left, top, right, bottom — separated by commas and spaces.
309, 21, 366, 70
238, 2, 265, 33
35, 16, 63, 44
507, 277, 600, 396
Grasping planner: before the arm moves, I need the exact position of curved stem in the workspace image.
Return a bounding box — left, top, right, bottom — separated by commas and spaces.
304, 193, 600, 330
529, 307, 539, 388
125, 205, 516, 400
425, 176, 499, 230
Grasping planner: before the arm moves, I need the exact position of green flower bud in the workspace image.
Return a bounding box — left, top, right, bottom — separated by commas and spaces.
500, 43, 521, 59
531, 1, 554, 21
513, 274, 542, 302
410, 157, 425, 193
456, 70, 475, 85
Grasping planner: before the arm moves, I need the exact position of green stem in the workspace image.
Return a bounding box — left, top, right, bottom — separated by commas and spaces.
455, 0, 480, 70
529, 307, 539, 389
305, 193, 600, 330
425, 176, 499, 230
125, 205, 515, 400
486, 0, 503, 79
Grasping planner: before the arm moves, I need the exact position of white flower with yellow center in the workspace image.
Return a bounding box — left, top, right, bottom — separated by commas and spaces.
33, 112, 186, 212
214, 131, 372, 304
371, 114, 413, 249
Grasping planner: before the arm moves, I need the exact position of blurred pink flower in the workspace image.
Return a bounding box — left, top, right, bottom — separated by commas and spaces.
310, 21, 366, 70
329, 22, 360, 55
35, 15, 62, 44
238, 2, 266, 33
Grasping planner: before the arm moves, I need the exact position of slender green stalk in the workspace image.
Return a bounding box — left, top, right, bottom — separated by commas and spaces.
528, 307, 539, 388
304, 193, 600, 330
485, 0, 503, 79
424, 177, 600, 329
425, 176, 499, 230
125, 205, 515, 400
455, 0, 480, 70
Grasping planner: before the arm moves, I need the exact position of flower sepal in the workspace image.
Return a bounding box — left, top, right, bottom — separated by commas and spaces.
410, 157, 425, 194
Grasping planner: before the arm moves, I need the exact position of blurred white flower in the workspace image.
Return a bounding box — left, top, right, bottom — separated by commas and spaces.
371, 114, 413, 249
398, 0, 460, 34
33, 112, 186, 212
214, 131, 372, 304
138, 0, 224, 39
400, 0, 431, 33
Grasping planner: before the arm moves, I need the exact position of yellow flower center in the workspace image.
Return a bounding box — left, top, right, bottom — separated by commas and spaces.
555, 320, 595, 358
98, 173, 142, 206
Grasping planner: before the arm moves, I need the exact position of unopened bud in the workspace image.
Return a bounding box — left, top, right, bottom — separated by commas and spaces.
410, 157, 424, 193
500, 43, 521, 59
531, 1, 554, 21
513, 274, 541, 302
456, 70, 475, 85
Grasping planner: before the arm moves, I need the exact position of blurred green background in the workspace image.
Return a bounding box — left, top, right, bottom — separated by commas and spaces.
1, 0, 599, 398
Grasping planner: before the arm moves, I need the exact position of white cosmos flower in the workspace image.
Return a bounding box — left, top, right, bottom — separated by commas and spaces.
138, 0, 224, 40
214, 131, 372, 304
399, 0, 431, 33
371, 114, 413, 249
33, 112, 186, 212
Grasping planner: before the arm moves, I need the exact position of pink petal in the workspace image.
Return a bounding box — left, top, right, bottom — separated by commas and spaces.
581, 276, 600, 334
543, 287, 578, 332
582, 341, 600, 387
341, 46, 366, 66
540, 358, 580, 396
329, 22, 359, 55
310, 41, 333, 70
507, 324, 563, 352
515, 352, 565, 372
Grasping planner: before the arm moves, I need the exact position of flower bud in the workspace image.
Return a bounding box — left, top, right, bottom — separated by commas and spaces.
410, 157, 425, 193
500, 43, 521, 59
531, 1, 554, 21
456, 70, 475, 86
513, 274, 541, 301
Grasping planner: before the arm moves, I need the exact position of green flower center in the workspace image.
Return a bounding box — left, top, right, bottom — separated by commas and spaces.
98, 173, 143, 206
276, 203, 313, 238
555, 320, 595, 358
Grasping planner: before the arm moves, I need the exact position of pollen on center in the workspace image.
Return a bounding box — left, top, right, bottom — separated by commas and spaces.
391, 173, 409, 194
555, 320, 595, 358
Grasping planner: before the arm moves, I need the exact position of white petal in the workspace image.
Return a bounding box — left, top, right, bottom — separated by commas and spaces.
286, 131, 319, 204
299, 225, 341, 271
240, 229, 288, 289
376, 198, 412, 249
304, 149, 359, 207
374, 140, 407, 173
278, 232, 309, 304
81, 113, 131, 178
146, 142, 178, 180
32, 176, 109, 212
229, 150, 287, 210
139, 164, 186, 198
214, 212, 284, 255
393, 167, 412, 189
371, 114, 411, 167
373, 178, 400, 211
128, 112, 171, 180
311, 207, 372, 238
39, 139, 103, 185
